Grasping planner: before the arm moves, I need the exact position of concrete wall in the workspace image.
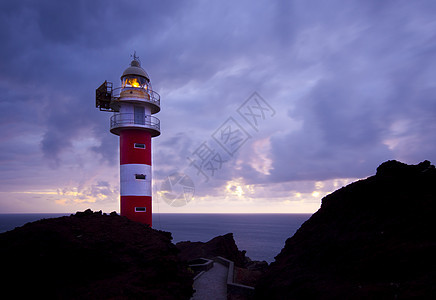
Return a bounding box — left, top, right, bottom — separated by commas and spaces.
214, 256, 255, 299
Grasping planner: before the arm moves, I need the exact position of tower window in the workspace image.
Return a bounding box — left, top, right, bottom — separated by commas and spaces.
135, 207, 146, 212
134, 143, 146, 149
135, 174, 146, 180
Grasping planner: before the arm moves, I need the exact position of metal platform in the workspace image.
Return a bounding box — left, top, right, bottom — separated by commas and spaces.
110, 113, 160, 137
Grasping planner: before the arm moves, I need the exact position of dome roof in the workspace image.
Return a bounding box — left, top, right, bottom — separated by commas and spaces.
121, 59, 150, 81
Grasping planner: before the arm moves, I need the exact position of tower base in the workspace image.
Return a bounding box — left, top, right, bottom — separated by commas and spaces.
120, 195, 152, 226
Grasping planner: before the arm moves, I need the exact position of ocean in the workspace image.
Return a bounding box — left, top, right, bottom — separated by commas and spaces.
0, 213, 311, 263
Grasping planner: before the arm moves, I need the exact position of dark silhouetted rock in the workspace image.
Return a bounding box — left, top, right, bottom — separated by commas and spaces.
255, 160, 436, 299
246, 260, 269, 272
176, 233, 248, 267
0, 210, 194, 299
376, 159, 433, 177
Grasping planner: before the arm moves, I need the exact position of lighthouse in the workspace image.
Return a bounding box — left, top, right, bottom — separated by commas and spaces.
95, 55, 160, 226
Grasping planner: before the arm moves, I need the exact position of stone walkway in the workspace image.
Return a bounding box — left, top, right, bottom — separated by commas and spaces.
191, 262, 228, 300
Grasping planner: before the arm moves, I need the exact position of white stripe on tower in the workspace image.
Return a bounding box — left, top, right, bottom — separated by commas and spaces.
120, 164, 152, 196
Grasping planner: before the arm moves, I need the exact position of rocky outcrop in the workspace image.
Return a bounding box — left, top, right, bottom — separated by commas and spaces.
0, 209, 194, 300
176, 233, 248, 267
255, 160, 436, 299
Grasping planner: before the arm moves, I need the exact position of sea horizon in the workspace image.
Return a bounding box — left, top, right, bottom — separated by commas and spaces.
0, 212, 312, 262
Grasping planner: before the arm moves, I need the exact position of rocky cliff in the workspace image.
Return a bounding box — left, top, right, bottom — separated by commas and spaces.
255, 160, 436, 299
0, 209, 194, 299
176, 233, 248, 267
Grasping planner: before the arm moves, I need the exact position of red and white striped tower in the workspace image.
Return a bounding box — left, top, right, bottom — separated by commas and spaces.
96, 55, 160, 226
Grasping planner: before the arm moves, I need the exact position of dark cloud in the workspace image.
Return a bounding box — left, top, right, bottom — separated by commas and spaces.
154, 132, 195, 178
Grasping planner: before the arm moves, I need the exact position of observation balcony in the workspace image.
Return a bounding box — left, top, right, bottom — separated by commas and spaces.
110, 113, 160, 137
112, 87, 161, 114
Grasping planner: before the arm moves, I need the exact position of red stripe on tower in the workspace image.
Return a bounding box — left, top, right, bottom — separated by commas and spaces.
120, 130, 152, 165
96, 54, 160, 227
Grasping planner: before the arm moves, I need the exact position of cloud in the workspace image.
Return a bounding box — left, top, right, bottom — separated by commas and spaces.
1, 0, 436, 212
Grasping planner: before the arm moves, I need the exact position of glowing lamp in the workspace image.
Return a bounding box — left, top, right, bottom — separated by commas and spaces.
122, 76, 147, 89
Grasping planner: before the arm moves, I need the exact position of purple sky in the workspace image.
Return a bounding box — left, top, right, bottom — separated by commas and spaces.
1, 0, 435, 213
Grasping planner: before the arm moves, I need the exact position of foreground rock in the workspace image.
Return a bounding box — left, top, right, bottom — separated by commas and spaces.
176, 233, 248, 267
0, 209, 193, 299
256, 160, 436, 299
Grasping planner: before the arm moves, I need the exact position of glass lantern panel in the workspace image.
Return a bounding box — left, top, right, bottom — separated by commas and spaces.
122, 76, 147, 89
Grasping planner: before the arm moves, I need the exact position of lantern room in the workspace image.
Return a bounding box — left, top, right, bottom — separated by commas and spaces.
121, 58, 150, 90
95, 54, 161, 115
